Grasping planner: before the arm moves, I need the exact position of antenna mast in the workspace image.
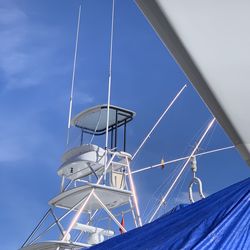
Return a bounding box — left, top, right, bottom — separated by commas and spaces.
104, 0, 115, 179
67, 5, 82, 145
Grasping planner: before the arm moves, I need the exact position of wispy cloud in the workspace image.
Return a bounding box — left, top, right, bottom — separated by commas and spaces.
0, 4, 62, 90
74, 90, 94, 104
174, 191, 209, 204
0, 3, 95, 163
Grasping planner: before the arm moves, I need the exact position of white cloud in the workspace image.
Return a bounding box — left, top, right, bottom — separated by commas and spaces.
174, 191, 209, 204
0, 4, 62, 90
74, 90, 94, 104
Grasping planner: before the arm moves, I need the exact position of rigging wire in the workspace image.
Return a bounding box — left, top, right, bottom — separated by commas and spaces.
89, 110, 102, 144
66, 130, 81, 149
148, 117, 216, 223
143, 162, 183, 222
142, 117, 220, 221
185, 117, 213, 154
145, 159, 185, 217
148, 161, 190, 221
171, 164, 190, 205
67, 5, 82, 145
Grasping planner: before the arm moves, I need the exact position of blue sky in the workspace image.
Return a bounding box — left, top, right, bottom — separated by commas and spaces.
1, 0, 249, 249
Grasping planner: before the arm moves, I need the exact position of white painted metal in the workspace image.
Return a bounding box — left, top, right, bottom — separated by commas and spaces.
188, 156, 205, 203
58, 144, 105, 180
49, 184, 132, 211
67, 5, 81, 145
74, 210, 99, 242
60, 151, 140, 242
105, 0, 115, 182
92, 192, 127, 233
73, 222, 114, 245
28, 194, 93, 245
126, 157, 142, 227
61, 188, 96, 242
136, 0, 250, 165
73, 222, 114, 237
20, 241, 90, 250
61, 144, 104, 163
23, 128, 147, 248
189, 177, 205, 203
71, 105, 135, 132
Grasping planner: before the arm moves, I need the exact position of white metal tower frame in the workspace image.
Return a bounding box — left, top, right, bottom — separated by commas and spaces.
21, 150, 142, 249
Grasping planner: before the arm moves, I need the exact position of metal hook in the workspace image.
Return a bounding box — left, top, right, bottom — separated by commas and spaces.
189, 156, 205, 203
189, 177, 205, 203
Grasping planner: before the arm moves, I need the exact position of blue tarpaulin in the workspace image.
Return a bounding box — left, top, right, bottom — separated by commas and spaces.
90, 177, 250, 250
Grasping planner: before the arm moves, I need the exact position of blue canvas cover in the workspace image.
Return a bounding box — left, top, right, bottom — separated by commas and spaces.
90, 177, 250, 250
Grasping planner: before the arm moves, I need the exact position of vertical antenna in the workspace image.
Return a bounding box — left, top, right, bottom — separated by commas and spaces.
67, 5, 82, 145
104, 0, 115, 180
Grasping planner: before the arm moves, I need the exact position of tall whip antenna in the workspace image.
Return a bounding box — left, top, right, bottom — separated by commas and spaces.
104, 0, 115, 180
67, 5, 82, 145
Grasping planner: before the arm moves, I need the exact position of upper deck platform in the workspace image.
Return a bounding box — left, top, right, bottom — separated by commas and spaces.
71, 105, 135, 135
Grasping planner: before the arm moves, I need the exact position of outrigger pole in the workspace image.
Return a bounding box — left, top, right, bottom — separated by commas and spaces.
104, 0, 115, 181
131, 145, 235, 175
132, 84, 187, 161
67, 5, 82, 145
148, 117, 216, 223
